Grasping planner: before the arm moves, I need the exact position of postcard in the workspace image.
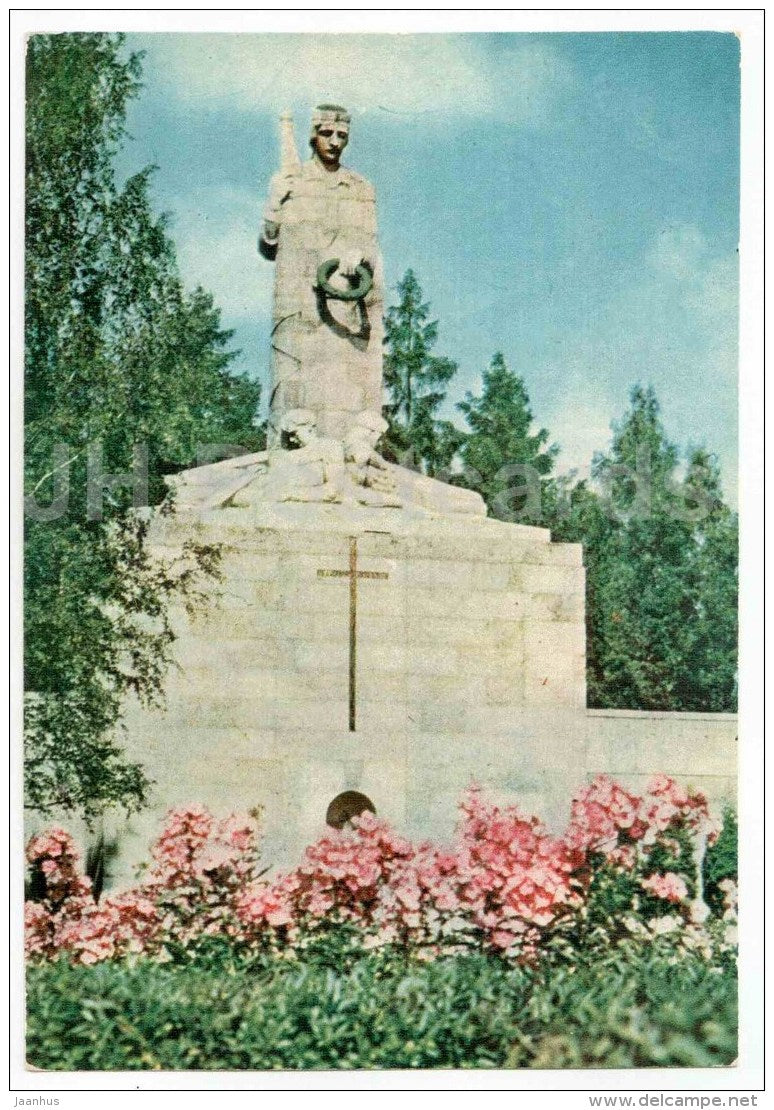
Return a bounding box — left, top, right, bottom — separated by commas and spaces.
12, 10, 764, 1097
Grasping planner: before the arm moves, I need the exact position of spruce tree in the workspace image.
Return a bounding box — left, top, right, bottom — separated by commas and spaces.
382, 270, 460, 475
457, 352, 558, 523
550, 385, 737, 711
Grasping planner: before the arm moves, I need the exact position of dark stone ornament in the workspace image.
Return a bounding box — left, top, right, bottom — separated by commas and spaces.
316, 258, 373, 302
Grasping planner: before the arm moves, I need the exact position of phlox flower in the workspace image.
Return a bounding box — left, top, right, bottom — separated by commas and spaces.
24, 901, 53, 959
26, 828, 74, 863
649, 915, 681, 935
640, 871, 689, 904
361, 931, 387, 951
306, 891, 334, 917
25, 775, 724, 968
395, 884, 421, 911
238, 886, 293, 928
718, 878, 738, 920
723, 924, 738, 946
608, 844, 637, 870
688, 899, 711, 925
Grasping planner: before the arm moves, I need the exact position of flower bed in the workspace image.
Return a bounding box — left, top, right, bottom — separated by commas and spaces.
25, 775, 737, 969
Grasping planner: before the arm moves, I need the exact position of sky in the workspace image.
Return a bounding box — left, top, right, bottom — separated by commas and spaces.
117, 32, 740, 498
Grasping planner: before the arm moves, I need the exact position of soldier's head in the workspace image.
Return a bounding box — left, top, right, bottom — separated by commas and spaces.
310, 104, 350, 169
348, 409, 388, 450
281, 408, 318, 449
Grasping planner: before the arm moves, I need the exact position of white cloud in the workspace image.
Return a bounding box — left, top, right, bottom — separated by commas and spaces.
549, 398, 614, 480
684, 254, 739, 380
649, 225, 739, 384
138, 34, 573, 123
649, 224, 708, 280
541, 223, 738, 501
168, 187, 273, 320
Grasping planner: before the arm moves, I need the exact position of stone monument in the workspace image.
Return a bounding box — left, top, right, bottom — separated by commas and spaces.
109, 105, 592, 880
168, 105, 486, 519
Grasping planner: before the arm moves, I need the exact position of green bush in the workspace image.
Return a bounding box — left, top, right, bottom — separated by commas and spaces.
27, 949, 736, 1071
703, 806, 738, 913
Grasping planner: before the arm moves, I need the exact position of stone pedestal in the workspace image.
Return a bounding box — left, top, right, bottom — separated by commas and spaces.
110, 501, 587, 882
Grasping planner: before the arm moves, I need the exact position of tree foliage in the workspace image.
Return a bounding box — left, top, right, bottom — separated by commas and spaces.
457, 352, 558, 523
550, 386, 737, 711
24, 33, 263, 820
382, 269, 461, 475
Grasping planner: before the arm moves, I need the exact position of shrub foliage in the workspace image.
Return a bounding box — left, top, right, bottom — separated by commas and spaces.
27, 949, 736, 1070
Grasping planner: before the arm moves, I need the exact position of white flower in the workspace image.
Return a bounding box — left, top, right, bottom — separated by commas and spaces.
689, 899, 711, 924
649, 915, 681, 935
361, 932, 386, 950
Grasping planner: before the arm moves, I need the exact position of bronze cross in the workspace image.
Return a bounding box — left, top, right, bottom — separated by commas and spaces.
317, 536, 388, 731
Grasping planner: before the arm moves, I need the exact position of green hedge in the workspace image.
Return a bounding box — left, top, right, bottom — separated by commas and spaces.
704, 806, 738, 913
27, 948, 736, 1071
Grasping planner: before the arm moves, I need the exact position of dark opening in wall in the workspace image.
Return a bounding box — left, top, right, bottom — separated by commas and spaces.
326, 791, 376, 829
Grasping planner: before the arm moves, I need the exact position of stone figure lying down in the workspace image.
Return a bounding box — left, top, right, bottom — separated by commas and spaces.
165, 409, 485, 518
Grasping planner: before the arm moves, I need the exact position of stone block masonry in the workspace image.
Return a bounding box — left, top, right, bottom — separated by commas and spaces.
47, 500, 734, 886
584, 708, 737, 803
107, 502, 590, 881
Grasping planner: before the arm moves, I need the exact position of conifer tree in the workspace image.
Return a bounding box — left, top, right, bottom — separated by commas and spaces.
382, 270, 460, 474
550, 385, 737, 711
457, 352, 558, 523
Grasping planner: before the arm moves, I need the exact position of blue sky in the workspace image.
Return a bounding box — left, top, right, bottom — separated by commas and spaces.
118, 32, 739, 497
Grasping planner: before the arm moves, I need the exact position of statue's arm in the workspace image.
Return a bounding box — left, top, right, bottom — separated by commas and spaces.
368, 450, 389, 472
259, 171, 295, 258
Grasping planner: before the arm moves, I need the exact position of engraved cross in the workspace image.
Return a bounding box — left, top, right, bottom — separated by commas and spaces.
317, 536, 388, 732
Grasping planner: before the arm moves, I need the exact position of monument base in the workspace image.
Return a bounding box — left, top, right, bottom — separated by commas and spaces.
108, 499, 588, 882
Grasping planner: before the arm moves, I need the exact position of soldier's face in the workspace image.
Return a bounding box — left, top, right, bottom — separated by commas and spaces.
313, 125, 349, 167
291, 419, 315, 447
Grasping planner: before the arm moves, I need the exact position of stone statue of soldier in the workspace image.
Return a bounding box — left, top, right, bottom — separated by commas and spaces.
163, 107, 488, 514
343, 410, 402, 507
264, 408, 345, 503
260, 105, 384, 446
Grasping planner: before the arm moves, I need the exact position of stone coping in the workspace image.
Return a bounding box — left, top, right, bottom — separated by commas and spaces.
196, 500, 552, 541
587, 708, 737, 722
150, 501, 584, 564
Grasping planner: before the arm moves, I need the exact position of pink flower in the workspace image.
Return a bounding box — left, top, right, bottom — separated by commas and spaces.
640, 872, 689, 904
306, 891, 334, 917
24, 772, 724, 967
608, 845, 637, 870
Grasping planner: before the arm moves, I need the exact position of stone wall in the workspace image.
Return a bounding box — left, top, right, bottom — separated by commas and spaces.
98, 501, 592, 881
584, 708, 737, 805
28, 705, 737, 892
27, 502, 737, 889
